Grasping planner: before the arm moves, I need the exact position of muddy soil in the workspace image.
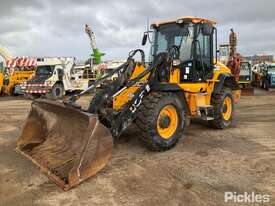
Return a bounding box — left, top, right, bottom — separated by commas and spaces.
0, 89, 275, 206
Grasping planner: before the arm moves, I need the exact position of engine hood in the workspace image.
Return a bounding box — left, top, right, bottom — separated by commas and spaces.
27, 74, 51, 84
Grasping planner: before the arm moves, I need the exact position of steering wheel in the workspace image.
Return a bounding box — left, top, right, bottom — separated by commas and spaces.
168, 45, 180, 60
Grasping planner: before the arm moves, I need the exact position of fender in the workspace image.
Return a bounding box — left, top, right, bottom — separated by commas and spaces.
213, 73, 239, 94
152, 83, 191, 115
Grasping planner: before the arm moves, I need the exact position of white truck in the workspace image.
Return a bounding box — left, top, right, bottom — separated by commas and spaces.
22, 57, 94, 99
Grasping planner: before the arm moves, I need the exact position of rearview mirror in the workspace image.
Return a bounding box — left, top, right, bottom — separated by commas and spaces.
142, 32, 148, 46
202, 23, 214, 36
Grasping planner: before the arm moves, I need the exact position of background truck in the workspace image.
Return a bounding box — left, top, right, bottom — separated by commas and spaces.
238, 61, 254, 94
262, 64, 275, 90
253, 63, 275, 90
22, 57, 94, 99
0, 47, 36, 95
239, 61, 252, 83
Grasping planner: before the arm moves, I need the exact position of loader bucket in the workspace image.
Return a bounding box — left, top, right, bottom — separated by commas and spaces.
16, 100, 113, 191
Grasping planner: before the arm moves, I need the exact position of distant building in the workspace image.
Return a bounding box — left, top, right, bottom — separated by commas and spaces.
243, 55, 273, 64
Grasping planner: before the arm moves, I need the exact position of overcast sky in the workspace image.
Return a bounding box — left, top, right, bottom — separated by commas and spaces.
0, 0, 274, 61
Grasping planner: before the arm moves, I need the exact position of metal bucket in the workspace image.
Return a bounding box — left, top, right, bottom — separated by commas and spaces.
16, 100, 113, 191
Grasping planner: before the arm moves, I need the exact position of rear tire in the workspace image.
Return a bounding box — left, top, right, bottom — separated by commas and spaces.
209, 88, 234, 129
263, 80, 269, 90
135, 92, 185, 151
47, 83, 64, 100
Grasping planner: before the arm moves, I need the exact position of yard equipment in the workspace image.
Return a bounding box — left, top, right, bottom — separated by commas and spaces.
0, 72, 3, 94
22, 57, 94, 99
0, 47, 12, 94
85, 24, 105, 65
17, 16, 241, 191
239, 61, 254, 95
1, 56, 36, 95
84, 24, 125, 81
219, 29, 253, 95
253, 63, 275, 90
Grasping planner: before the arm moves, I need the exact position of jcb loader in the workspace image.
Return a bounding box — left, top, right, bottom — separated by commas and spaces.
17, 16, 241, 190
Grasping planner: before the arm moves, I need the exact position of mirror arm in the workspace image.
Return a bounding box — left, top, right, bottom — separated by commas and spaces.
215, 28, 218, 64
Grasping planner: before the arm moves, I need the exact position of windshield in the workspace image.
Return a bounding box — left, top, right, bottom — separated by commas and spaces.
36, 66, 54, 75
267, 66, 275, 74
219, 46, 229, 58
240, 63, 250, 70
240, 62, 250, 75
150, 23, 193, 62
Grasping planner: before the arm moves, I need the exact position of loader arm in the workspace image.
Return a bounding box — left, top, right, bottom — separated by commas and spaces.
16, 49, 170, 190
86, 50, 169, 137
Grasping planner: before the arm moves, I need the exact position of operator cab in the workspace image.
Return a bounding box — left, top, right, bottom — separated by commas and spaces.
143, 17, 216, 83
266, 65, 275, 74
36, 65, 55, 77
239, 62, 252, 81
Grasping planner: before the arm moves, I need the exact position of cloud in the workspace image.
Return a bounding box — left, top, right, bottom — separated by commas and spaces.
0, 0, 274, 61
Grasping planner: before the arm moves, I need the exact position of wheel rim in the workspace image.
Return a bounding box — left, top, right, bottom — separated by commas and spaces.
55, 88, 61, 96
222, 96, 232, 121
157, 105, 178, 139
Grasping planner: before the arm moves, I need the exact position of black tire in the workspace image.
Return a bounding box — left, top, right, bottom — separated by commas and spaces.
263, 80, 269, 90
46, 83, 64, 100
135, 92, 185, 151
209, 88, 234, 129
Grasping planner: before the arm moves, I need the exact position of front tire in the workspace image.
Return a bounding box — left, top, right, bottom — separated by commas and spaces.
209, 88, 234, 129
47, 83, 64, 100
135, 92, 185, 151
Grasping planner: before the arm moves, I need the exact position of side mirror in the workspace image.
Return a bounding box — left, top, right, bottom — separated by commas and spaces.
202, 23, 214, 36
142, 32, 148, 46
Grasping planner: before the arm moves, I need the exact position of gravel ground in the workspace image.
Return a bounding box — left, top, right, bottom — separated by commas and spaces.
0, 88, 275, 206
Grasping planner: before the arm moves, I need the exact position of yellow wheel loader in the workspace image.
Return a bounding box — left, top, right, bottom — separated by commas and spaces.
0, 72, 4, 94
17, 16, 241, 190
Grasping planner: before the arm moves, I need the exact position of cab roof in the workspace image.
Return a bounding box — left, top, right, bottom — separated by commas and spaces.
151, 16, 216, 28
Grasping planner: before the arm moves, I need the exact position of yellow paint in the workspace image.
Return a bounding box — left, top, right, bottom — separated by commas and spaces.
157, 105, 178, 139
232, 90, 241, 104
169, 68, 180, 84
112, 59, 241, 120
113, 64, 149, 110
3, 71, 35, 95
152, 16, 216, 28
113, 86, 140, 110
222, 96, 232, 121
175, 61, 240, 117
238, 80, 250, 84
130, 64, 148, 80
0, 72, 3, 94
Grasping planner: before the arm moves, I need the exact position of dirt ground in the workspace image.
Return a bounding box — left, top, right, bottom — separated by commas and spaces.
0, 88, 275, 206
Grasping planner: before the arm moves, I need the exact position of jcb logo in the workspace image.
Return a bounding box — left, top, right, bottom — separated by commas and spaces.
130, 84, 150, 113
